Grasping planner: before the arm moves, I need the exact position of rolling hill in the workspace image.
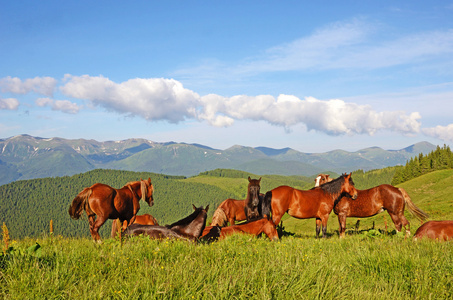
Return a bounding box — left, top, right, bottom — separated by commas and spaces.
0, 134, 437, 186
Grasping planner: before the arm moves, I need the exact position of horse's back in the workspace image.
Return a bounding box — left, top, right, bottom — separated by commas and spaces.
414, 220, 453, 241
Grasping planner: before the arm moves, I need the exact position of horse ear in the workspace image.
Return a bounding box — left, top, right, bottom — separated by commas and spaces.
205, 205, 209, 212
259, 177, 262, 182
192, 204, 196, 210
248, 176, 251, 182
148, 177, 151, 184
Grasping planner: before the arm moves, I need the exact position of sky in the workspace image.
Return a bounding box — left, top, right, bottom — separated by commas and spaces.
1, 1, 453, 153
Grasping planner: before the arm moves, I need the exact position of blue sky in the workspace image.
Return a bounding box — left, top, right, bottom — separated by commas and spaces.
1, 1, 453, 152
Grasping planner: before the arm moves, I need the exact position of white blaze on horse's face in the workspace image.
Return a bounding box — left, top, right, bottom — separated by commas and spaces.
315, 176, 321, 187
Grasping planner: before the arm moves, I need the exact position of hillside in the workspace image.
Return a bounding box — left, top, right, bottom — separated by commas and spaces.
0, 134, 437, 186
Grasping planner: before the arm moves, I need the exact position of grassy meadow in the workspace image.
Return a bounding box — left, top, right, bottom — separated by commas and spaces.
1, 170, 453, 299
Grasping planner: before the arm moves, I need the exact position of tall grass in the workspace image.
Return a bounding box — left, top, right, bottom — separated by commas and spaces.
1, 234, 452, 299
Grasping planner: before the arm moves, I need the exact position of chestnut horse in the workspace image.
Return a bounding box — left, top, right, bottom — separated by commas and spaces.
202, 217, 279, 241
210, 177, 261, 226
68, 178, 154, 241
413, 220, 453, 241
124, 205, 208, 242
333, 185, 428, 238
111, 213, 158, 238
314, 174, 332, 187
263, 173, 358, 238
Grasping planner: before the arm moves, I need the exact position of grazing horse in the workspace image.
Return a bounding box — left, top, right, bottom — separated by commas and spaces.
413, 220, 453, 241
264, 173, 358, 238
210, 177, 262, 226
201, 217, 279, 241
314, 174, 332, 187
111, 213, 158, 238
124, 205, 209, 241
333, 185, 429, 238
68, 178, 154, 241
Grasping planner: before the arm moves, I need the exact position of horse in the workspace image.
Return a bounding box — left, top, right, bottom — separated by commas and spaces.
124, 205, 209, 242
244, 177, 261, 221
111, 213, 159, 238
201, 217, 279, 241
413, 220, 453, 241
263, 173, 358, 238
314, 173, 332, 187
210, 177, 262, 226
68, 178, 154, 241
333, 185, 429, 238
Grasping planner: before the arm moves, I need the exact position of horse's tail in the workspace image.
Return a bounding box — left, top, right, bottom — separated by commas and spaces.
261, 191, 272, 219
211, 207, 227, 227
68, 188, 92, 220
399, 188, 429, 221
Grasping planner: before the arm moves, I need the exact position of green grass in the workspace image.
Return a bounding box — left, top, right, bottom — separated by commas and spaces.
1, 234, 452, 299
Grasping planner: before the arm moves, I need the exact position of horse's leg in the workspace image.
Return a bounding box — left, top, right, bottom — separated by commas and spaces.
90, 215, 108, 242
388, 212, 403, 233
315, 219, 321, 238
338, 214, 347, 238
321, 216, 328, 238
400, 214, 411, 237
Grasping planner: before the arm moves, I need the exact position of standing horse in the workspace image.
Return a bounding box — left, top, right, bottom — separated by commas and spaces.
244, 177, 261, 221
333, 185, 428, 238
264, 173, 358, 238
202, 217, 279, 241
125, 205, 209, 242
210, 177, 261, 226
68, 178, 154, 241
111, 213, 158, 238
413, 220, 453, 241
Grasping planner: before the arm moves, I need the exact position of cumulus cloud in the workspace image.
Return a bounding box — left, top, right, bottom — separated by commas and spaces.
60, 75, 200, 123
199, 94, 421, 135
0, 76, 57, 96
423, 124, 453, 143
0, 97, 19, 110
36, 97, 81, 114
10, 74, 419, 136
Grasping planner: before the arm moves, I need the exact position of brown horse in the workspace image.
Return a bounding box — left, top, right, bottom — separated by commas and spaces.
201, 217, 279, 241
333, 185, 429, 238
413, 220, 453, 241
264, 173, 358, 238
210, 177, 262, 226
244, 177, 261, 221
314, 173, 332, 187
111, 213, 158, 238
68, 178, 154, 241
124, 205, 209, 242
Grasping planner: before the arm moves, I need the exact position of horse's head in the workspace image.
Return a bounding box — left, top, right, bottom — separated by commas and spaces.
248, 176, 261, 207
315, 174, 331, 187
140, 178, 154, 207
342, 173, 358, 200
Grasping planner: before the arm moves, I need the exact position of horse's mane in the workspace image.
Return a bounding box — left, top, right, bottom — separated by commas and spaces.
320, 173, 351, 195
166, 206, 205, 228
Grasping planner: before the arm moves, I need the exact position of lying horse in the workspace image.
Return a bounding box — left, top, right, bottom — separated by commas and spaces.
202, 217, 279, 241
413, 220, 453, 241
111, 213, 159, 238
68, 178, 154, 241
211, 177, 262, 226
124, 205, 208, 242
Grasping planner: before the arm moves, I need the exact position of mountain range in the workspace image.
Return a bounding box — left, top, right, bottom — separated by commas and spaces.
0, 134, 437, 186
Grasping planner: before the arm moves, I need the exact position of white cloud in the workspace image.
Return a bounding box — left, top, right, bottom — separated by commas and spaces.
60, 75, 200, 123
199, 94, 421, 135
0, 76, 57, 96
423, 124, 453, 143
0, 97, 19, 110
36, 97, 81, 114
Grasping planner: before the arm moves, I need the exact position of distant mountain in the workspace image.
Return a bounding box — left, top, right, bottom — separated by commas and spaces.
0, 134, 438, 186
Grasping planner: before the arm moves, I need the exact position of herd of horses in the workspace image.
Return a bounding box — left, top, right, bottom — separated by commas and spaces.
68, 173, 453, 242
